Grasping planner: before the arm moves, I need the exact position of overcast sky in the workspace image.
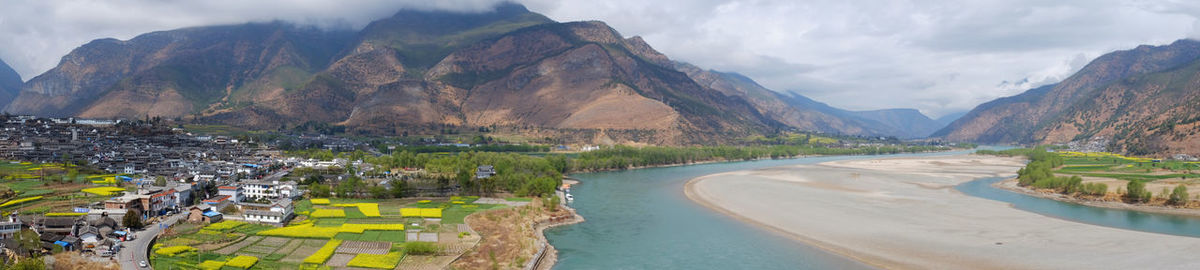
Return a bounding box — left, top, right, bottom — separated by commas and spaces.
2, 0, 1198, 117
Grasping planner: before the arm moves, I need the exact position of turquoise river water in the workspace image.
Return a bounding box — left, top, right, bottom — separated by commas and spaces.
546, 149, 1200, 269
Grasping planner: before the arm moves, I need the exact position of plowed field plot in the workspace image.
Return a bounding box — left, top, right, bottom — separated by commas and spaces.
336, 240, 391, 255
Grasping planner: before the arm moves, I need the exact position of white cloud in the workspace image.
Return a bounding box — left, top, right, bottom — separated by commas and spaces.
0, 0, 506, 80
1, 0, 1198, 117
526, 0, 1200, 117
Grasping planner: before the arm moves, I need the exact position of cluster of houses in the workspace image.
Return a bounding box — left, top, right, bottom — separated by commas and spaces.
0, 177, 302, 258
30, 212, 127, 256
198, 179, 299, 225
0, 115, 278, 180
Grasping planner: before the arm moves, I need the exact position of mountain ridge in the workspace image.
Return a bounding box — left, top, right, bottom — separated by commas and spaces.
0, 59, 20, 106
935, 39, 1200, 155
3, 2, 940, 144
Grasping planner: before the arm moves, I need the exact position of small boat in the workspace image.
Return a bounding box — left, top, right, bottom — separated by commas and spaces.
565, 193, 574, 202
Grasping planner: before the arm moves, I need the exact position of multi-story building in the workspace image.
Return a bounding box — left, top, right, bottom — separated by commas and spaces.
217, 186, 244, 203
241, 180, 298, 200
0, 213, 21, 239
240, 198, 293, 225
148, 189, 177, 216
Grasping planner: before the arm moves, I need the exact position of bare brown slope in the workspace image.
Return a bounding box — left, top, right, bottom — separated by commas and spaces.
935, 39, 1200, 144
1037, 59, 1200, 155
7, 22, 353, 118
431, 21, 778, 144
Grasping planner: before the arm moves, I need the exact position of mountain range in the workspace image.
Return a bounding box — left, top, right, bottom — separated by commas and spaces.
935, 39, 1200, 155
2, 3, 949, 144
0, 59, 20, 106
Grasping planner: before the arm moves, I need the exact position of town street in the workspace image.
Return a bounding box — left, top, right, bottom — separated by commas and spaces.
118, 213, 185, 270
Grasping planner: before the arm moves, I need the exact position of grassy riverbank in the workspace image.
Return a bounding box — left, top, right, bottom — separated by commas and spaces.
978, 148, 1200, 208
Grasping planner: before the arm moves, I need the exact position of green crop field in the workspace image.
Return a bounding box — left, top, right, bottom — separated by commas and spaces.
1053, 152, 1200, 182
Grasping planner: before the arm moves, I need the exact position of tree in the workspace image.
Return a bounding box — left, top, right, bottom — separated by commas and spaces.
123, 210, 144, 229
310, 184, 331, 198
6, 257, 45, 270
221, 204, 240, 214
1125, 181, 1151, 203
66, 169, 79, 183
1169, 184, 1189, 206
389, 179, 409, 198
369, 186, 389, 199
336, 177, 364, 198
303, 174, 324, 185
155, 176, 167, 187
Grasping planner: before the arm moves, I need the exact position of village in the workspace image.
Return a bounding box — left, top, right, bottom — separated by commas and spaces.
0, 115, 578, 269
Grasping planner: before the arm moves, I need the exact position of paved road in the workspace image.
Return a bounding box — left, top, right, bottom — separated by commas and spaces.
261, 168, 292, 182
119, 213, 185, 270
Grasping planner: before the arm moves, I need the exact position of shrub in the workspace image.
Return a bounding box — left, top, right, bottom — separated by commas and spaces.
154, 245, 196, 256
404, 241, 440, 255
1080, 183, 1108, 196
225, 255, 258, 269
311, 209, 346, 218
346, 252, 404, 269
1169, 184, 1189, 205
303, 239, 343, 264
1126, 181, 1152, 203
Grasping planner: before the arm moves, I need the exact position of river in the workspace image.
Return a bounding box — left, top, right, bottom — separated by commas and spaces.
545, 151, 972, 269
546, 148, 1200, 269
957, 176, 1200, 238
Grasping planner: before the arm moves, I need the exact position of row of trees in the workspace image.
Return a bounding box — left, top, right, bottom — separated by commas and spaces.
569, 145, 950, 172
336, 144, 949, 198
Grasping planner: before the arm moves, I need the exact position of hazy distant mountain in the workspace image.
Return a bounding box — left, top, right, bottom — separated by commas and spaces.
673, 64, 922, 136
0, 58, 20, 106
935, 39, 1200, 155
934, 111, 966, 127
3, 2, 949, 144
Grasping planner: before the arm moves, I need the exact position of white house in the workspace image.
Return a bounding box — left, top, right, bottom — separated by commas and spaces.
240, 198, 293, 225
148, 189, 177, 216
241, 180, 298, 200
217, 186, 244, 203
0, 213, 21, 240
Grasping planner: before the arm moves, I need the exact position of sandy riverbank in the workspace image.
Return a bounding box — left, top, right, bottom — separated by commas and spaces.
686, 154, 1200, 270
